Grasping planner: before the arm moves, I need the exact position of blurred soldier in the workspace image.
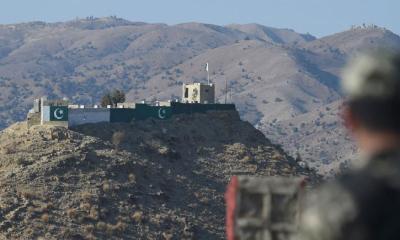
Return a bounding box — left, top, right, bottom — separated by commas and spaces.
300, 51, 400, 240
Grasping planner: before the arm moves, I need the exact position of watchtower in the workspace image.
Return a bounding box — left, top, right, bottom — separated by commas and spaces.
182, 83, 215, 104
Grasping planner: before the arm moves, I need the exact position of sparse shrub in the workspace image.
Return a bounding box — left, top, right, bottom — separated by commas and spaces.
102, 182, 111, 193
81, 192, 92, 202
113, 221, 127, 232
272, 152, 283, 160
88, 207, 99, 220
96, 221, 107, 231
104, 222, 127, 235
241, 156, 251, 163
162, 232, 173, 240
128, 173, 136, 183
20, 190, 37, 200
51, 176, 59, 182
282, 167, 291, 173
158, 146, 169, 156
66, 208, 77, 219
100, 94, 112, 107
83, 224, 95, 234
101, 89, 126, 107
131, 211, 143, 223
80, 202, 91, 212
150, 214, 162, 225
16, 157, 29, 166
27, 206, 37, 217
4, 146, 16, 154
41, 203, 53, 212
112, 131, 126, 149
41, 213, 49, 223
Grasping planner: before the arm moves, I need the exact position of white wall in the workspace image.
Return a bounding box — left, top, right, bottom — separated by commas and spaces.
41, 106, 50, 123
68, 108, 110, 127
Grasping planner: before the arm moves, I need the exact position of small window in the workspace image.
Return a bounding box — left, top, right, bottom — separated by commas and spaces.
205, 89, 209, 93
184, 88, 189, 98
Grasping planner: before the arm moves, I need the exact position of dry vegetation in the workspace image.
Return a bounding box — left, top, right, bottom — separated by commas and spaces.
0, 111, 318, 239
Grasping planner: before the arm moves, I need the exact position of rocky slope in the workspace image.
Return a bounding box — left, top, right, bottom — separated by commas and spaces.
0, 111, 317, 239
260, 100, 357, 175
0, 17, 399, 175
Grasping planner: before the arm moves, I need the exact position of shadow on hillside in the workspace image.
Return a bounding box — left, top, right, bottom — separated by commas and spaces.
71, 120, 233, 239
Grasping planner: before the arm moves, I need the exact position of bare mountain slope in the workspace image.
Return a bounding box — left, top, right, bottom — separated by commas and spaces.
260, 100, 358, 175
0, 18, 399, 175
136, 40, 340, 124
0, 20, 249, 127
0, 111, 316, 239
227, 23, 316, 44
305, 26, 400, 56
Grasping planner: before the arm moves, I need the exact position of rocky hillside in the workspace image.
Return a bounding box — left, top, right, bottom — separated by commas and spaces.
0, 111, 316, 239
0, 17, 399, 175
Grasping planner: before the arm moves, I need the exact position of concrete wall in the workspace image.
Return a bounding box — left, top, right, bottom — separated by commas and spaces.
117, 102, 136, 108
68, 108, 110, 127
41, 106, 50, 122
36, 99, 235, 128
199, 84, 215, 104
27, 112, 40, 128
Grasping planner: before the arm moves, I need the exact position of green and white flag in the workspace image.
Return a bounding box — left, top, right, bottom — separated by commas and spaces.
50, 106, 68, 121
157, 107, 171, 120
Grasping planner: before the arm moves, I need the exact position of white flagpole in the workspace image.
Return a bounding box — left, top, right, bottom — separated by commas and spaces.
206, 62, 210, 85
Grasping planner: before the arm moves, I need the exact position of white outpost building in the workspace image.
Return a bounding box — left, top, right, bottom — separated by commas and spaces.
26, 82, 234, 128
182, 83, 215, 104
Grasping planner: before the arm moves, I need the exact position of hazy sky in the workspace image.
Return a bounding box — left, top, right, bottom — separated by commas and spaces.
1, 0, 398, 37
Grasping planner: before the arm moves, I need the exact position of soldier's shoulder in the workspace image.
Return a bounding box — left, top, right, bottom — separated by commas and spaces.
299, 181, 357, 240
343, 151, 400, 188
299, 154, 400, 240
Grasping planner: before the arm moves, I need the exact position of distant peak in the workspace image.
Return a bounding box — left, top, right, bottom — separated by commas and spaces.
71, 16, 129, 23
64, 16, 146, 30
175, 22, 235, 35
348, 24, 388, 33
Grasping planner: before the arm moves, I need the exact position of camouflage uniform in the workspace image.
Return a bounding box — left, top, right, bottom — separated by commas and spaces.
300, 151, 400, 240
300, 51, 400, 240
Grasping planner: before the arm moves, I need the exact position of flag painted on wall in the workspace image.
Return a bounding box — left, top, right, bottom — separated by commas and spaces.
49, 106, 68, 121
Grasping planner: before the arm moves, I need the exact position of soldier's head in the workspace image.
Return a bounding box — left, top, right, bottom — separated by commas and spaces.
342, 50, 400, 154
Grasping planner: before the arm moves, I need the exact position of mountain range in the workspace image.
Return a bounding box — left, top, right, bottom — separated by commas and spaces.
1, 17, 400, 174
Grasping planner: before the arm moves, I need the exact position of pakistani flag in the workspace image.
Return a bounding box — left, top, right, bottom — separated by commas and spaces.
157, 107, 172, 120
50, 106, 68, 121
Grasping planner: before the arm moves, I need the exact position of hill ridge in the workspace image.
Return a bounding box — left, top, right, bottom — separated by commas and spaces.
0, 111, 317, 239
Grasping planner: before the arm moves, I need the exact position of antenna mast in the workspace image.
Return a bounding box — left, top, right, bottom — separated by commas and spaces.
225, 78, 228, 104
